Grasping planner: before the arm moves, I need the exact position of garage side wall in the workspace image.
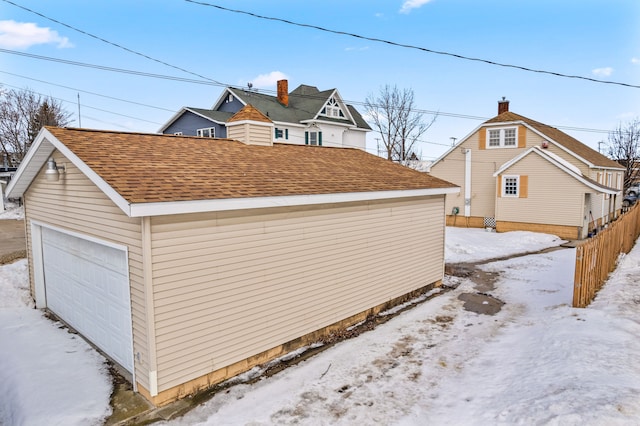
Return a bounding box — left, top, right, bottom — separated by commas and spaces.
23, 153, 150, 390
149, 196, 445, 395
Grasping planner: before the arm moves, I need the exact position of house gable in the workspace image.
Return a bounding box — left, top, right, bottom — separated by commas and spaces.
485, 111, 623, 171
160, 108, 231, 137
494, 147, 618, 195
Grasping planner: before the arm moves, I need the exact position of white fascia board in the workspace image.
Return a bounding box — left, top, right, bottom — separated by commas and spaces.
300, 118, 357, 130
157, 107, 186, 133
51, 141, 132, 216
185, 108, 226, 125
495, 147, 619, 195
589, 164, 626, 171
483, 120, 525, 128
272, 121, 306, 129
430, 123, 485, 167
211, 87, 238, 109
129, 187, 460, 217
522, 125, 624, 171
6, 128, 131, 215
522, 125, 594, 167
225, 88, 248, 108
493, 147, 537, 176
6, 128, 55, 198
329, 89, 357, 125
227, 119, 274, 128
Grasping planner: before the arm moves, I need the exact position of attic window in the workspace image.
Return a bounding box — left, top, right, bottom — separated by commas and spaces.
197, 127, 215, 138
321, 97, 345, 118
225, 94, 234, 103
487, 127, 518, 149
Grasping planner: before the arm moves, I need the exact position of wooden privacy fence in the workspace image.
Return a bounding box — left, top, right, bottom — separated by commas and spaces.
573, 202, 640, 308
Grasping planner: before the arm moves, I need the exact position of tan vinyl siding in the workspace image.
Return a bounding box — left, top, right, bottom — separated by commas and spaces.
432, 130, 531, 219
23, 152, 149, 390
431, 126, 607, 221
227, 122, 272, 146
150, 196, 445, 391
540, 141, 591, 175
429, 141, 467, 216
495, 154, 587, 226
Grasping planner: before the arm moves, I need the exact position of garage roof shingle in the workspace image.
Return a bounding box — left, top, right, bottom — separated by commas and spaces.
46, 127, 456, 204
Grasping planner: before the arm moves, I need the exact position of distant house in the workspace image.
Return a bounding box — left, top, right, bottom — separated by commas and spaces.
159, 79, 371, 150
429, 99, 623, 240
6, 115, 457, 406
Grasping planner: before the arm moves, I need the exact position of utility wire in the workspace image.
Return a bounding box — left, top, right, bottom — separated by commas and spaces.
184, 0, 640, 90
0, 70, 176, 112
1, 0, 223, 85
1, 82, 164, 126
2, 48, 621, 137
0, 48, 222, 86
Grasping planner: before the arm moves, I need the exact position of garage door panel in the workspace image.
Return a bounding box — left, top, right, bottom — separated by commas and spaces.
41, 227, 133, 373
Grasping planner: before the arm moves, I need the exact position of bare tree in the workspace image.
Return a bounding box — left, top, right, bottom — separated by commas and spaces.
606, 118, 640, 191
0, 87, 72, 167
365, 85, 436, 164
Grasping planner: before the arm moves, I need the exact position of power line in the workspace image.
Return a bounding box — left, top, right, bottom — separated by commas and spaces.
1, 82, 164, 126
2, 48, 621, 137
0, 48, 221, 86
1, 0, 223, 85
184, 0, 640, 90
0, 70, 176, 113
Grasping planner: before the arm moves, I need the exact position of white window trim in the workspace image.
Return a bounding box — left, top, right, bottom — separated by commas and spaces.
486, 127, 518, 149
502, 175, 520, 197
173, 131, 183, 136
320, 96, 345, 119
274, 128, 288, 140
197, 127, 215, 138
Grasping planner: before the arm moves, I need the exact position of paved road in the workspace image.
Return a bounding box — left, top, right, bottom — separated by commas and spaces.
0, 219, 26, 263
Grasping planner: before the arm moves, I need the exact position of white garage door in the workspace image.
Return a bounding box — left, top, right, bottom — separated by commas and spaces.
42, 227, 134, 373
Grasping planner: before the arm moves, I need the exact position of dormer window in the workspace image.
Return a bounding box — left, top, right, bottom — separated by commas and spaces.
197, 127, 215, 138
321, 97, 345, 118
487, 127, 518, 148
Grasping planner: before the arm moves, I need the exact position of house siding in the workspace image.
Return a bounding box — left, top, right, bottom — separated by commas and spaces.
271, 122, 366, 150
432, 125, 622, 232
23, 153, 150, 390
163, 110, 227, 138
431, 131, 528, 219
227, 123, 272, 146
495, 153, 586, 227
149, 196, 445, 392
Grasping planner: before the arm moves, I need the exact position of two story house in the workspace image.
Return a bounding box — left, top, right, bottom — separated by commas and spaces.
429, 99, 624, 240
159, 80, 371, 150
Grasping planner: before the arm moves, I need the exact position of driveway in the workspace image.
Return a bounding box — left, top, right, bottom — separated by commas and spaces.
0, 219, 26, 264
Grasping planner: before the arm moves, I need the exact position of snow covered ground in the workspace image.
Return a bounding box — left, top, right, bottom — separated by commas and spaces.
1, 221, 639, 425
0, 200, 24, 220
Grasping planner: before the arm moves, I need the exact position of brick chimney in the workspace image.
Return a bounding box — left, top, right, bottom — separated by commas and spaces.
277, 79, 289, 107
498, 97, 509, 114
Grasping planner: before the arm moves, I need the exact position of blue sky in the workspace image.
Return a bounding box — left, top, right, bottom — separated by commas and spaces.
1, 0, 638, 159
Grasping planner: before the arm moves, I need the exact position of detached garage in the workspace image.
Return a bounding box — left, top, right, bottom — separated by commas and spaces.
7, 119, 457, 406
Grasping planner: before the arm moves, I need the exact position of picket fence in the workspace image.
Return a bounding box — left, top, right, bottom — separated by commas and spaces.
573, 202, 640, 308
